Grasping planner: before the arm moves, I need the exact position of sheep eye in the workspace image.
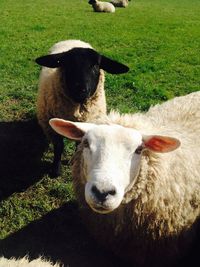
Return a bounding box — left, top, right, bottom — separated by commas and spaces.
83, 139, 90, 148
135, 145, 143, 155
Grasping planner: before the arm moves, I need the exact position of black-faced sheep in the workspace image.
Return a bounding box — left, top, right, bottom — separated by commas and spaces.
35, 40, 129, 177
88, 0, 115, 13
49, 91, 200, 266
0, 256, 61, 267
110, 0, 129, 8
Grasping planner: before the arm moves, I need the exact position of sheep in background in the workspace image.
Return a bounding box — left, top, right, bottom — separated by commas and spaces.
0, 256, 62, 267
110, 0, 129, 8
35, 40, 129, 177
88, 0, 115, 13
49, 91, 200, 266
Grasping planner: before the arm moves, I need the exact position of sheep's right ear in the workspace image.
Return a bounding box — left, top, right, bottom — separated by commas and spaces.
142, 135, 181, 153
100, 55, 129, 74
35, 54, 62, 68
49, 119, 94, 141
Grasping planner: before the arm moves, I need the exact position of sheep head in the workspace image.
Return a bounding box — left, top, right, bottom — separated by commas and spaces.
36, 48, 129, 104
49, 119, 180, 214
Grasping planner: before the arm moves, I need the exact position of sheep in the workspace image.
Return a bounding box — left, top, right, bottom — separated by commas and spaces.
110, 0, 129, 8
88, 0, 115, 13
35, 39, 129, 177
0, 256, 62, 267
49, 91, 200, 266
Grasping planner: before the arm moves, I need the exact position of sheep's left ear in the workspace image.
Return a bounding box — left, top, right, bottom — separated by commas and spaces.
142, 135, 181, 153
99, 55, 129, 74
49, 119, 94, 141
35, 53, 63, 68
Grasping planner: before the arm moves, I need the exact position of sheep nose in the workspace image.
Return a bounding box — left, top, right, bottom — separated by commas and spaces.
91, 185, 116, 202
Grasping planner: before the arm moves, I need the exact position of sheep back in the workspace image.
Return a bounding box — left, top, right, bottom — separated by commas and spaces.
91, 1, 115, 13
110, 0, 128, 7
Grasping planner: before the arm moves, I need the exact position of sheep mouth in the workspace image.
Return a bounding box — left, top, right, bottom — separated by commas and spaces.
71, 96, 88, 104
89, 204, 113, 214
70, 88, 96, 104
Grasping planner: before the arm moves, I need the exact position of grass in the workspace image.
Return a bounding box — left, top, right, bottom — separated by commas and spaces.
0, 0, 199, 265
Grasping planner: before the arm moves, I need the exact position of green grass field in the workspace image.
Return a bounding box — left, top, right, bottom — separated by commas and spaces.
0, 0, 199, 265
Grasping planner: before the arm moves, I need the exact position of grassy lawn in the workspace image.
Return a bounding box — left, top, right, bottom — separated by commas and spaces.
0, 0, 199, 265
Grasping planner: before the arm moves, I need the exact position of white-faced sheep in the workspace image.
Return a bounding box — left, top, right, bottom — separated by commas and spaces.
49, 91, 200, 266
88, 0, 115, 13
0, 256, 61, 267
110, 0, 129, 8
35, 40, 129, 177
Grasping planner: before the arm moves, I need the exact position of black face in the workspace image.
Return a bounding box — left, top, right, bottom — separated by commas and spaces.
60, 48, 101, 104
35, 46, 129, 104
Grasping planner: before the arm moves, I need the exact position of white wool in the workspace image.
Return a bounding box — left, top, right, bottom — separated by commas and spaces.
90, 0, 115, 13
49, 40, 92, 54
0, 256, 62, 267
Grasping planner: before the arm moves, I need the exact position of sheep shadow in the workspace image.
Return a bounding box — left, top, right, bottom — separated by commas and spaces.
0, 119, 47, 200
0, 201, 127, 267
0, 201, 199, 267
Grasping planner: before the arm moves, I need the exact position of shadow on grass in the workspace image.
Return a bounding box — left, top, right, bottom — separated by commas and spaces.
0, 119, 48, 200
0, 201, 126, 267
0, 200, 199, 267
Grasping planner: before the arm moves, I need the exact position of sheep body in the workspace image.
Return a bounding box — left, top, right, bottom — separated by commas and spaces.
0, 256, 61, 267
89, 0, 115, 13
110, 0, 129, 7
36, 39, 128, 176
71, 91, 200, 266
36, 40, 106, 176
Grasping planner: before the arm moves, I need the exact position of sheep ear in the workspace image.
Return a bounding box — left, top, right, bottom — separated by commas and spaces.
99, 55, 129, 74
35, 53, 62, 68
49, 119, 94, 141
143, 135, 181, 153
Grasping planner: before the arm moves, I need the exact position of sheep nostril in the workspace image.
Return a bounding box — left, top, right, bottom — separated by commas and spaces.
108, 189, 116, 196
91, 185, 101, 198
91, 185, 116, 202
